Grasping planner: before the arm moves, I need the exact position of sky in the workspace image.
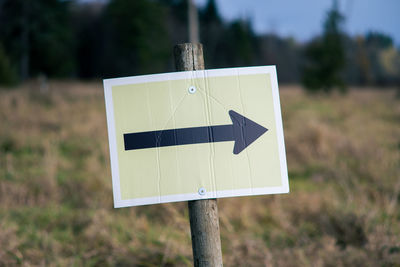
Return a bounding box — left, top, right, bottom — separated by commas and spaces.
194, 0, 400, 45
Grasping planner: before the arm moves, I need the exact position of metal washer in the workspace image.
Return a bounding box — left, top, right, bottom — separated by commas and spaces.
198, 187, 206, 196
188, 86, 196, 94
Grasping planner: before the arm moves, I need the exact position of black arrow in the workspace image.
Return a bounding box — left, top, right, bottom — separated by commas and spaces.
124, 110, 268, 154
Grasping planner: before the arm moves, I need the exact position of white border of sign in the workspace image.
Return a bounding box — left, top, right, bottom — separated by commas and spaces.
104, 66, 289, 208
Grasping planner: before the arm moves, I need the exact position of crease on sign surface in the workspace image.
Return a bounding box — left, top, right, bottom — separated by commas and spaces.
192, 70, 209, 196
204, 69, 217, 197
168, 75, 183, 203
163, 74, 187, 200
144, 80, 161, 203
145, 73, 190, 202
146, 70, 221, 199
154, 80, 188, 138
236, 69, 254, 195
186, 70, 230, 197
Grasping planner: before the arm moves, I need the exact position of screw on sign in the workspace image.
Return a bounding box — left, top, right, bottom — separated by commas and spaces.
189, 85, 197, 94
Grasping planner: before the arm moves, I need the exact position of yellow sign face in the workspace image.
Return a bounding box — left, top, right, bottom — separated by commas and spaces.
104, 66, 289, 208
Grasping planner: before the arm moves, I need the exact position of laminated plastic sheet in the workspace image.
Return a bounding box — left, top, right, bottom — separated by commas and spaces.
104, 66, 289, 208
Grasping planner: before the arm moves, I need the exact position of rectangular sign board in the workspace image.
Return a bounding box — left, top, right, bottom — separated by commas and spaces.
104, 66, 289, 208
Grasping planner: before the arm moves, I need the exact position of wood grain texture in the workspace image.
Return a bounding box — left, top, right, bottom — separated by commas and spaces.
173, 43, 204, 71
188, 199, 223, 267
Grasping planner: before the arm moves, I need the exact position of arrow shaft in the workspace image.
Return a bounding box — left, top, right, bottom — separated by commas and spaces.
124, 124, 234, 151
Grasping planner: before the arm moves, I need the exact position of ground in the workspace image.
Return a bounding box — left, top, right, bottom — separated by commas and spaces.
0, 82, 399, 266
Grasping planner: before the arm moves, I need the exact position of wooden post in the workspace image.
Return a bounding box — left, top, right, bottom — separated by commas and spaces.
188, 0, 200, 43
173, 43, 223, 267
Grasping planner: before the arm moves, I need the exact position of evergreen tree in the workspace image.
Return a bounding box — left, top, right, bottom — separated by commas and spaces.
71, 2, 107, 79
103, 0, 170, 77
224, 20, 256, 66
302, 0, 346, 92
0, 0, 75, 81
199, 0, 225, 67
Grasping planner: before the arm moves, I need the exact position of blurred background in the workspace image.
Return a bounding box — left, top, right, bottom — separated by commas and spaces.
0, 0, 399, 266
0, 0, 399, 87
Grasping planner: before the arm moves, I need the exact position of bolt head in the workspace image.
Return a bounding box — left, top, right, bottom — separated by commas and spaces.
188, 86, 196, 94
198, 187, 206, 195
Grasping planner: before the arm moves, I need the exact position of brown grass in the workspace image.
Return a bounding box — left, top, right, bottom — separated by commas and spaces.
0, 81, 399, 266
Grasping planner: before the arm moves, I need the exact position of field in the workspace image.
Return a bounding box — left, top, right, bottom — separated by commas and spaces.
0, 82, 399, 266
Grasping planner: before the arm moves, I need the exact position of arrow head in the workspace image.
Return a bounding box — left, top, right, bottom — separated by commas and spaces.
229, 110, 268, 154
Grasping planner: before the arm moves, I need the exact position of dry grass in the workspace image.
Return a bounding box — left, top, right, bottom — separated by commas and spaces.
0, 81, 399, 266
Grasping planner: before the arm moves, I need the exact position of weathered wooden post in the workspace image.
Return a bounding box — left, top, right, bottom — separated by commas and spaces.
173, 43, 223, 267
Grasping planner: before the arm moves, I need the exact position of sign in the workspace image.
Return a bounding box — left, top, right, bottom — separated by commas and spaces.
104, 66, 289, 208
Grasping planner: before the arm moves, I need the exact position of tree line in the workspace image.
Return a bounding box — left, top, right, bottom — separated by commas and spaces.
0, 0, 399, 90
